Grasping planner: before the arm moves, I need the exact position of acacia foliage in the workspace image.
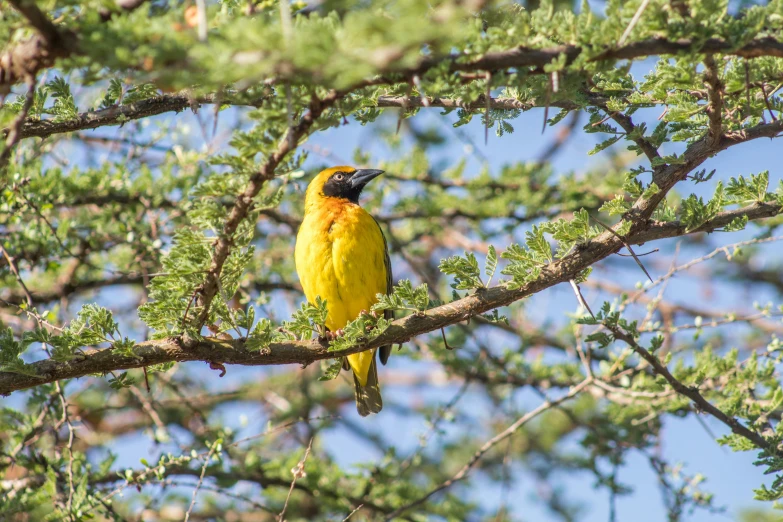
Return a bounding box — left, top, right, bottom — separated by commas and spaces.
1, 0, 783, 520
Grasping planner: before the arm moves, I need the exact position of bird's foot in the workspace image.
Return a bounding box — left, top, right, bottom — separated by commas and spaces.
359, 309, 379, 321
319, 330, 345, 343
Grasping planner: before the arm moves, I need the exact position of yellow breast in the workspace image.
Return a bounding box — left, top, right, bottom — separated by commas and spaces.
294, 199, 388, 332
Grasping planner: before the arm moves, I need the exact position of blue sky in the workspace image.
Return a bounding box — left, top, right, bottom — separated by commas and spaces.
10, 53, 782, 520
296, 102, 781, 521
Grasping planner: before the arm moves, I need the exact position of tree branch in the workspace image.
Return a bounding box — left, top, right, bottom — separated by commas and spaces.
194, 87, 349, 326
376, 95, 583, 111
0, 0, 145, 94
0, 1, 75, 95
607, 324, 773, 452
703, 54, 724, 146
442, 36, 783, 74
628, 119, 783, 231
0, 273, 299, 306
383, 377, 593, 520
1, 200, 779, 396
7, 0, 69, 47
10, 92, 268, 140
0, 78, 35, 170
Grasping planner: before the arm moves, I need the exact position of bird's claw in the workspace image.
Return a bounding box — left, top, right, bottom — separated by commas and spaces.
319, 329, 345, 343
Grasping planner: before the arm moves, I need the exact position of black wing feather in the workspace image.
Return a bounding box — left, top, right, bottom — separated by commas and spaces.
375, 218, 394, 365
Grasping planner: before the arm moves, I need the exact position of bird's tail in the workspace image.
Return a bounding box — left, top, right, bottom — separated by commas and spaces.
352, 357, 383, 417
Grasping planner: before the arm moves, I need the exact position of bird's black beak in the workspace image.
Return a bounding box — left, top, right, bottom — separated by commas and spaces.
350, 169, 384, 188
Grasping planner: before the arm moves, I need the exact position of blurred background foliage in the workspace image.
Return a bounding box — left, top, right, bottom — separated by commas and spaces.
1, 0, 783, 520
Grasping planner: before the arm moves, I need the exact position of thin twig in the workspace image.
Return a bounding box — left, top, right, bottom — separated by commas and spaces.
569, 279, 595, 319
485, 71, 492, 145
607, 324, 773, 452
55, 381, 76, 520
184, 441, 219, 521
761, 84, 778, 122
591, 216, 654, 282
0, 78, 35, 171
342, 504, 364, 521
278, 438, 314, 521
384, 379, 592, 520
632, 236, 783, 301
1, 246, 34, 308
398, 380, 471, 474
128, 385, 168, 440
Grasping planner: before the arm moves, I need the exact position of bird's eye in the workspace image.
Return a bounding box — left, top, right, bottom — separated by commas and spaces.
333, 173, 345, 181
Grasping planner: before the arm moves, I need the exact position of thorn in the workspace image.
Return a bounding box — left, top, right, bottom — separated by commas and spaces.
744, 60, 751, 119
397, 82, 413, 135
570, 279, 595, 319
212, 91, 221, 138
143, 366, 151, 393
484, 71, 492, 145
542, 74, 552, 134
591, 215, 654, 283
285, 82, 295, 150
616, 248, 658, 257
441, 327, 455, 350
412, 75, 429, 106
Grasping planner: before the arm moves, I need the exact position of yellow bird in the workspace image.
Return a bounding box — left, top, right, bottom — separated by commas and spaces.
294, 166, 392, 416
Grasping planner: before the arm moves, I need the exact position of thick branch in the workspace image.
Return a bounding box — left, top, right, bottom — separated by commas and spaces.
376, 95, 583, 111
629, 119, 783, 229
0, 273, 298, 306
629, 201, 782, 244
1, 201, 779, 396
0, 35, 68, 96
439, 37, 783, 75
5, 36, 781, 138
12, 92, 268, 140
703, 54, 724, 146
0, 0, 145, 93
7, 0, 68, 46
0, 1, 75, 94
17, 94, 206, 139
9, 94, 569, 142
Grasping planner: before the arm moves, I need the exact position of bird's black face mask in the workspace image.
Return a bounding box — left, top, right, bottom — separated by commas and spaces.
322, 169, 384, 203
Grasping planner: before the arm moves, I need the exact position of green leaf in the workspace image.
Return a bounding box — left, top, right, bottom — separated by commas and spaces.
439, 252, 483, 290
318, 359, 344, 381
